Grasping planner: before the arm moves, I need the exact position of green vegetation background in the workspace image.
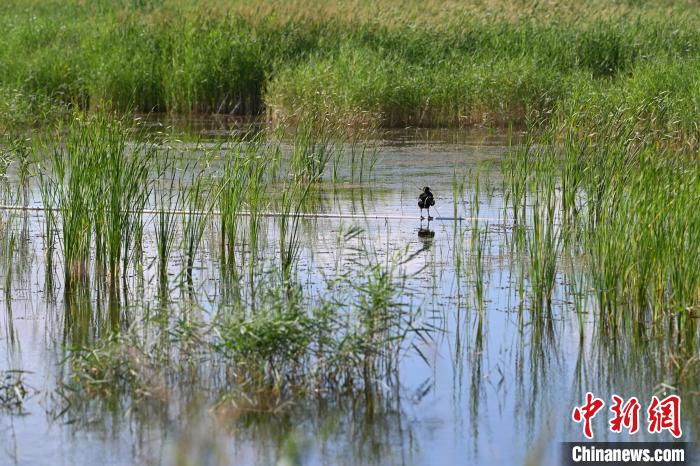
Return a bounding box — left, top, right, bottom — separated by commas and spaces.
1, 0, 698, 143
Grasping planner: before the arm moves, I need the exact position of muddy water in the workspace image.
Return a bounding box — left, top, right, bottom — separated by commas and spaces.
0, 128, 694, 466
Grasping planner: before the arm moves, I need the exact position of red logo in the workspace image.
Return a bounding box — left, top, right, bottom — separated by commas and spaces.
647, 395, 682, 438
572, 392, 605, 439
609, 395, 641, 434
572, 393, 682, 439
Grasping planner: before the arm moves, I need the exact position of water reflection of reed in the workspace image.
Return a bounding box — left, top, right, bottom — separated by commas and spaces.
1, 121, 699, 465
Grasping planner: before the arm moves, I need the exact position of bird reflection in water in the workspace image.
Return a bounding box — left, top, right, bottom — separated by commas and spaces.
418, 218, 435, 251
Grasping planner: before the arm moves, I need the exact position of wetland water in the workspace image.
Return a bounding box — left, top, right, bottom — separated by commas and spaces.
0, 127, 695, 466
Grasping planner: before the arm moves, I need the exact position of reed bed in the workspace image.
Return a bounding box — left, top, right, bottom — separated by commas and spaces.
38, 114, 155, 289
502, 109, 700, 336
0, 1, 697, 451
0, 0, 697, 139
21, 109, 431, 415
62, 235, 427, 412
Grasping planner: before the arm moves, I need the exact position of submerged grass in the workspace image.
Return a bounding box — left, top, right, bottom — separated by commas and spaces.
62, 241, 427, 412
0, 370, 33, 413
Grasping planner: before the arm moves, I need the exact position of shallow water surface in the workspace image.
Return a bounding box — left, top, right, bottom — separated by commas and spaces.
0, 128, 695, 466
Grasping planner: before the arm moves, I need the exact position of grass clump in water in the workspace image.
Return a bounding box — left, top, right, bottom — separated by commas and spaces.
505, 108, 700, 332
0, 370, 34, 413
62, 242, 428, 414
39, 113, 154, 290
67, 333, 167, 401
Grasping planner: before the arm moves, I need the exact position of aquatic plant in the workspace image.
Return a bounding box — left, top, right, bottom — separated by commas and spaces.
525, 178, 561, 315
181, 174, 214, 287
276, 179, 310, 285
1, 230, 15, 300
38, 113, 154, 289
503, 106, 700, 328
153, 155, 184, 285
218, 138, 273, 273
469, 178, 487, 316
95, 122, 153, 282
289, 118, 341, 182
67, 333, 166, 401
0, 370, 33, 413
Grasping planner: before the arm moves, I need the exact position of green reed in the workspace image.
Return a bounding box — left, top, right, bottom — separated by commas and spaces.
525, 176, 561, 315
37, 169, 56, 270
244, 147, 269, 298
96, 121, 153, 282
3, 1, 697, 140
1, 231, 15, 301
289, 118, 341, 182
505, 105, 699, 330
39, 113, 154, 290
43, 122, 96, 287
469, 177, 487, 316
181, 174, 214, 287
153, 154, 184, 285
218, 138, 273, 274
452, 168, 466, 302
276, 179, 311, 286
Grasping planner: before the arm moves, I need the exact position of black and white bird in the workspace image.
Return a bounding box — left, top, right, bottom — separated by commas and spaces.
418, 187, 435, 219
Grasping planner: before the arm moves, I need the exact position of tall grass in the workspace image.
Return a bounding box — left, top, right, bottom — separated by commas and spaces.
181, 174, 214, 287
39, 113, 154, 290
525, 178, 561, 315
276, 179, 310, 286
469, 177, 486, 316
504, 108, 700, 332
289, 119, 341, 182
0, 1, 697, 137
153, 154, 184, 285
218, 146, 249, 272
